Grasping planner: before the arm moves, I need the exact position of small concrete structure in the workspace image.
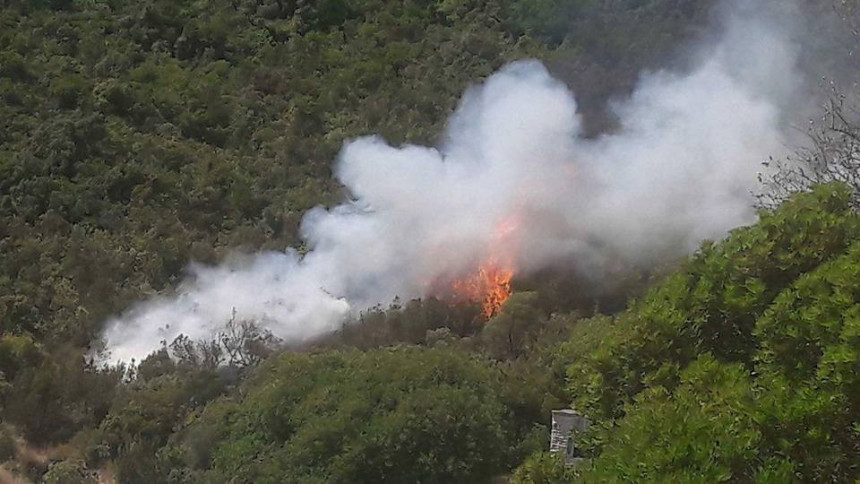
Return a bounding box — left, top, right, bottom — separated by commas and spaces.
549, 409, 588, 465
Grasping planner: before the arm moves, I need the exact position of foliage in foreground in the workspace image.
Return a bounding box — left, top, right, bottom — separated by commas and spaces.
92, 184, 860, 483
521, 184, 860, 482
149, 347, 545, 483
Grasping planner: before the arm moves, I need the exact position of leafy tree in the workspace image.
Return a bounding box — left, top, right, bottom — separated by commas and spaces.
42, 460, 97, 484
563, 184, 860, 422
162, 347, 541, 483
752, 241, 860, 481
481, 292, 544, 360
505, 184, 860, 482
512, 452, 577, 484
581, 355, 765, 483
2, 348, 121, 445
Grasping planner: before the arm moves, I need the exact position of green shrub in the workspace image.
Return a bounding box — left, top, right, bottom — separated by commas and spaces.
42, 460, 97, 484
564, 184, 860, 421
512, 452, 576, 484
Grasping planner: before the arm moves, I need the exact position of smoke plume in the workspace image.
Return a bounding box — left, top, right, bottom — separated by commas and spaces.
103, 1, 809, 363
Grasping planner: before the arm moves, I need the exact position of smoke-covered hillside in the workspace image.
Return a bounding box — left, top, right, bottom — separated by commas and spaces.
102, 0, 802, 364
2, 0, 860, 482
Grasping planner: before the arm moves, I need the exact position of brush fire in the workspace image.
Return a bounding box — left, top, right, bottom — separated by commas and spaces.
450, 261, 514, 318
104, 10, 798, 362
448, 216, 520, 318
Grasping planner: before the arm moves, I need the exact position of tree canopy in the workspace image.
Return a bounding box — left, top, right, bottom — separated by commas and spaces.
6, 0, 860, 482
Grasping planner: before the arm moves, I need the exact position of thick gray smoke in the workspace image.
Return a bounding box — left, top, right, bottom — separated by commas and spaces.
102, 1, 805, 364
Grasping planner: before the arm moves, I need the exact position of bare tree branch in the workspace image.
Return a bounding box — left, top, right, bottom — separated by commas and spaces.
757, 94, 860, 211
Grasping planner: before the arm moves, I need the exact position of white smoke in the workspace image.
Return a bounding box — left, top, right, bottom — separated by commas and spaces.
102, 1, 804, 364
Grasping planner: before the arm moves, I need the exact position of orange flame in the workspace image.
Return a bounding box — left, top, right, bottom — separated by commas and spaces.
451, 259, 513, 318
448, 215, 520, 318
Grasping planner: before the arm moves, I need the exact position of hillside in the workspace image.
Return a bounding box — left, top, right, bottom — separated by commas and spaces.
2, 0, 860, 482
43, 184, 860, 483
551, 184, 860, 482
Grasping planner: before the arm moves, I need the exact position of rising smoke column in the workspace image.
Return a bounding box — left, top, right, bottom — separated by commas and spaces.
102, 1, 803, 364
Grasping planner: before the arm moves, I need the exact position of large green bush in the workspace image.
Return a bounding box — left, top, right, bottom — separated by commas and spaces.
519, 184, 860, 482
564, 184, 860, 422
158, 347, 541, 483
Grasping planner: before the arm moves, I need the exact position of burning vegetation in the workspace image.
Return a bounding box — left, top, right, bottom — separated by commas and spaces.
451, 259, 514, 318
448, 216, 520, 318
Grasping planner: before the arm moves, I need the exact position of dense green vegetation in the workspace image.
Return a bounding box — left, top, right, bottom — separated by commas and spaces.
4, 0, 860, 482
51, 184, 858, 483
159, 348, 542, 482
512, 184, 860, 482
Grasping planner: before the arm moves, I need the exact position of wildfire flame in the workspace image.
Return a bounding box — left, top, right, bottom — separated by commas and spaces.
451, 259, 514, 318
447, 215, 520, 318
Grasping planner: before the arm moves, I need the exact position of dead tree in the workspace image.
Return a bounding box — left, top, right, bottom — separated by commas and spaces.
758, 93, 860, 211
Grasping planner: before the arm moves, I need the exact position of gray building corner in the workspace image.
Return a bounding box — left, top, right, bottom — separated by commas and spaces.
549, 409, 588, 466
